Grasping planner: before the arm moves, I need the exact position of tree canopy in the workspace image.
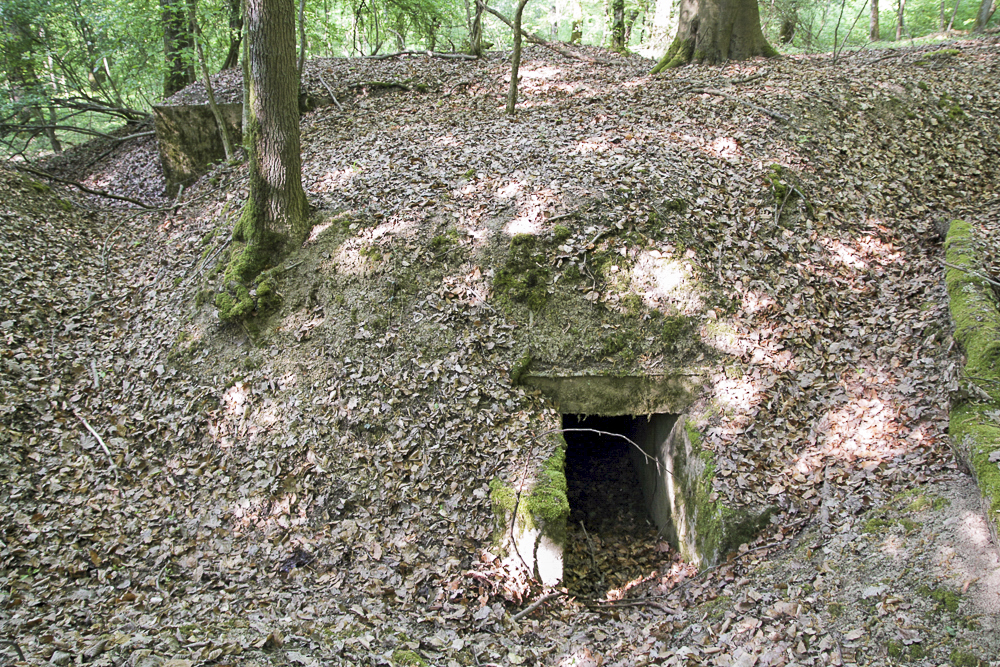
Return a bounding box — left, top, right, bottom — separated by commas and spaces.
0, 0, 996, 156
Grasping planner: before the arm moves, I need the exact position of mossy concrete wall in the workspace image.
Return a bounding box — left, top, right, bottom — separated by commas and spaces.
489, 436, 569, 586
521, 373, 702, 416
629, 415, 774, 567
944, 220, 1000, 550
152, 103, 243, 196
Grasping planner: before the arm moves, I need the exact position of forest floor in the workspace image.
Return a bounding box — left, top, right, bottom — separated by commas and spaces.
3, 39, 1000, 667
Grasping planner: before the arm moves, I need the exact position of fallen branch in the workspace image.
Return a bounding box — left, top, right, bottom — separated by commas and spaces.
589, 598, 681, 615
14, 164, 156, 209
317, 73, 345, 111
686, 87, 789, 122
943, 260, 1000, 290
480, 4, 614, 64
1, 123, 153, 142
511, 590, 567, 621
0, 639, 24, 661
364, 49, 478, 61
347, 81, 423, 93
75, 412, 118, 482
546, 209, 579, 223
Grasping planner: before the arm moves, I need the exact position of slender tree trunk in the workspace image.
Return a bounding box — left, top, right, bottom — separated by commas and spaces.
221, 0, 243, 69
507, 0, 530, 115
611, 0, 626, 51
625, 9, 640, 43
297, 0, 306, 75
190, 6, 234, 160
895, 0, 905, 40
227, 0, 310, 289
947, 0, 963, 30
973, 0, 995, 31
651, 0, 777, 71
1, 15, 62, 152
470, 0, 486, 56
161, 0, 196, 96
870, 0, 879, 40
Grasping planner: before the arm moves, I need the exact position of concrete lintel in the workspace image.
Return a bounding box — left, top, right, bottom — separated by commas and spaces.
522, 373, 702, 416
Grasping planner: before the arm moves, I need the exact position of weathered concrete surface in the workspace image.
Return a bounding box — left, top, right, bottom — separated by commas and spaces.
152, 102, 242, 196
521, 373, 703, 416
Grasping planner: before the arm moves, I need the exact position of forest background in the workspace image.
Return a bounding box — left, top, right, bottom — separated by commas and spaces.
1, 0, 997, 155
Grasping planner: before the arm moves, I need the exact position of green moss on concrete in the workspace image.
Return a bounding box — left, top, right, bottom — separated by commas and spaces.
525, 443, 569, 544
919, 584, 961, 613
944, 219, 1000, 547
683, 421, 774, 564
489, 438, 569, 548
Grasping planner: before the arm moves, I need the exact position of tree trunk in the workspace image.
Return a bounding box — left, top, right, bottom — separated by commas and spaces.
895, 0, 905, 40
947, 0, 964, 30
1, 13, 62, 152
507, 0, 530, 115
651, 0, 777, 71
870, 0, 879, 40
611, 0, 626, 51
973, 0, 996, 31
161, 0, 196, 97
470, 0, 485, 56
227, 0, 309, 289
221, 0, 243, 69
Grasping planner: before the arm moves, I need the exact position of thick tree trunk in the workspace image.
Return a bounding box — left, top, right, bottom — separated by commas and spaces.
870, 0, 879, 40
651, 0, 777, 71
611, 0, 626, 51
228, 0, 309, 286
161, 0, 196, 97
973, 0, 996, 32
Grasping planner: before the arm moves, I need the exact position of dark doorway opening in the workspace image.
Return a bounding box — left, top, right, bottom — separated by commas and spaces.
562, 413, 677, 597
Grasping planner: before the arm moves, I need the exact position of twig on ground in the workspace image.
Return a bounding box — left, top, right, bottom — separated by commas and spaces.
15, 164, 156, 208
511, 590, 567, 621
364, 49, 477, 61
546, 209, 578, 223
943, 261, 1000, 289
317, 73, 345, 112
685, 87, 789, 122
589, 598, 681, 614
75, 412, 119, 482
0, 639, 25, 661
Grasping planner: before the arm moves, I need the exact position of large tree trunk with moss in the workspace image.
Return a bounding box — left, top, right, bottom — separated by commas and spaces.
225, 0, 308, 297
650, 0, 776, 72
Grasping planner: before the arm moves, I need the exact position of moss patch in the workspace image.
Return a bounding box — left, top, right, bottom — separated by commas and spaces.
493, 234, 551, 312
391, 649, 427, 666
489, 437, 570, 549
944, 219, 1000, 547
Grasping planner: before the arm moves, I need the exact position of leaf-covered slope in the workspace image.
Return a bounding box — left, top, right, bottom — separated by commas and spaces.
2, 40, 1000, 667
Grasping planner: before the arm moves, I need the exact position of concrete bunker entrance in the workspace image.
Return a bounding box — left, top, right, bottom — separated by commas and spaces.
562, 412, 680, 596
